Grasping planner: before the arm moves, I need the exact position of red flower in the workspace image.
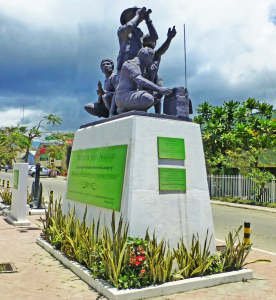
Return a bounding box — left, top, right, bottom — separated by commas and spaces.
136, 262, 141, 265
141, 269, 145, 274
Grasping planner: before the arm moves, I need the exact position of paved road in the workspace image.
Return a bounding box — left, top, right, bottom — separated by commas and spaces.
1, 170, 276, 253
0, 171, 67, 201
211, 203, 276, 253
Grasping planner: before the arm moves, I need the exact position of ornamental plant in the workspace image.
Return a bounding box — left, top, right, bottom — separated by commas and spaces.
0, 189, 12, 205
39, 199, 270, 290
117, 237, 150, 289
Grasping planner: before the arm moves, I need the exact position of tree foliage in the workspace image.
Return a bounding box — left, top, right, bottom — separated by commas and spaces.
194, 98, 276, 200
0, 125, 29, 164
23, 114, 63, 163
0, 114, 73, 165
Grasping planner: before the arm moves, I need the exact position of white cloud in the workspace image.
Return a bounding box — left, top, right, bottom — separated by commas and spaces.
0, 108, 45, 127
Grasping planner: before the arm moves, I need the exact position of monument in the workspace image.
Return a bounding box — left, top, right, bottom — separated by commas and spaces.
65, 7, 215, 251
6, 163, 30, 226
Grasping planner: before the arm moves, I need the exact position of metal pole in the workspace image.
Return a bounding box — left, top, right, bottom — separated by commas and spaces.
244, 222, 251, 244
184, 24, 187, 90
49, 190, 53, 203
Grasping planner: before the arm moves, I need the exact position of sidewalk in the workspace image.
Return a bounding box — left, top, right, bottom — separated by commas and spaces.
211, 199, 276, 214
0, 213, 275, 300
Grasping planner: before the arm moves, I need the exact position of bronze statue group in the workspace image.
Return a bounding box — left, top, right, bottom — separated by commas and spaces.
85, 7, 177, 119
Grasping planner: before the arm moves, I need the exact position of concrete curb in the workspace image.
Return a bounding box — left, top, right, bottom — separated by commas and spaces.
211, 200, 276, 214
0, 202, 10, 210
37, 237, 253, 300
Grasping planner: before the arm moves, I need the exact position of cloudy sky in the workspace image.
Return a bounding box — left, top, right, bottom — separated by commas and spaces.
0, 0, 276, 133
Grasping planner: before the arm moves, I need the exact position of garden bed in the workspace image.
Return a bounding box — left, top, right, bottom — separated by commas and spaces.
37, 237, 253, 300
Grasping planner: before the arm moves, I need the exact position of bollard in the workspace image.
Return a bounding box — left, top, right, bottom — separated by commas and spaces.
244, 222, 251, 244
2, 180, 5, 187
49, 190, 53, 203
7, 181, 9, 188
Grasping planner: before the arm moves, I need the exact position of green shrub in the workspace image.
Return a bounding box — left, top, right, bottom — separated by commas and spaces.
0, 189, 12, 205
220, 225, 270, 271
39, 200, 270, 290
212, 196, 276, 208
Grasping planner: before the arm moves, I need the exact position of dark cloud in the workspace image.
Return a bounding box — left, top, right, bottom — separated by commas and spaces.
0, 6, 276, 132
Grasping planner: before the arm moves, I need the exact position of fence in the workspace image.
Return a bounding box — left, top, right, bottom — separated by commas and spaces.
207, 175, 276, 203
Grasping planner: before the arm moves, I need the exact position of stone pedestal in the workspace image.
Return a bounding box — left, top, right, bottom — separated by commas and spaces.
6, 163, 30, 226
63, 113, 215, 252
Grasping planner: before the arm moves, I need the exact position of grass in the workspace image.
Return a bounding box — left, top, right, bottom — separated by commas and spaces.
211, 196, 276, 208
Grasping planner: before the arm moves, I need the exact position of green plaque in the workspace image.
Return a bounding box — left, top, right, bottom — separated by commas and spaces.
159, 168, 186, 191
14, 170, 19, 189
66, 145, 128, 211
157, 137, 185, 160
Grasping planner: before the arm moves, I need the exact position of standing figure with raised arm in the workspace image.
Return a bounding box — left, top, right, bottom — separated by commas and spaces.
143, 26, 177, 113
117, 7, 158, 72
84, 59, 117, 118
109, 7, 159, 116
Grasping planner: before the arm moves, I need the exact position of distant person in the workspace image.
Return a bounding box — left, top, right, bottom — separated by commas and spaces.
5, 165, 8, 173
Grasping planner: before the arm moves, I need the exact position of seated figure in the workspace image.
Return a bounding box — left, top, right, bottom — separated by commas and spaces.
115, 47, 173, 114
85, 59, 117, 118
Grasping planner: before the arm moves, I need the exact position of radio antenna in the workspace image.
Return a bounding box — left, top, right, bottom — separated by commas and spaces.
184, 24, 187, 90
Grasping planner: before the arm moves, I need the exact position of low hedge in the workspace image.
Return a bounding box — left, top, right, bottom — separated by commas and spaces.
211, 196, 276, 208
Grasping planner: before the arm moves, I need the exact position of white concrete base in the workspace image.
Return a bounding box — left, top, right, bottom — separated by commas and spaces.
0, 203, 10, 210
37, 237, 253, 300
63, 115, 216, 252
6, 214, 31, 226
29, 208, 45, 215
26, 204, 30, 215
10, 163, 30, 224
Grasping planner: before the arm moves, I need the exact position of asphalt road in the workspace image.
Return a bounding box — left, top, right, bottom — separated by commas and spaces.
0, 170, 67, 201
211, 203, 276, 253
1, 170, 275, 253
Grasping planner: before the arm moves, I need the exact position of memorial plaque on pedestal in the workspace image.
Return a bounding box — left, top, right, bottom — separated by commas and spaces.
157, 137, 185, 160
66, 145, 128, 211
159, 168, 186, 191
13, 170, 19, 190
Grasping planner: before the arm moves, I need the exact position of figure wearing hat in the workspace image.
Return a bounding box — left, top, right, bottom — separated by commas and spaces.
117, 7, 158, 72
108, 7, 158, 116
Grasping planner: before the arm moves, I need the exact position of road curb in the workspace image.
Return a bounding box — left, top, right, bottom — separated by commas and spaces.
211, 200, 276, 214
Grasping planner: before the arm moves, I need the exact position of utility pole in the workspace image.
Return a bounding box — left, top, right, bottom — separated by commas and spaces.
184, 24, 187, 90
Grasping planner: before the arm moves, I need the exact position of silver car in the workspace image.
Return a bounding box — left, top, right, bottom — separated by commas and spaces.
28, 166, 50, 177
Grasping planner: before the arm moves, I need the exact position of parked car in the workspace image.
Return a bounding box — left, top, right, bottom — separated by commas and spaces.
28, 166, 50, 177
28, 165, 36, 170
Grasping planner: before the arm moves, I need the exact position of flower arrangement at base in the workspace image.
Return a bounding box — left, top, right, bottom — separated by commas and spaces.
118, 237, 150, 289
